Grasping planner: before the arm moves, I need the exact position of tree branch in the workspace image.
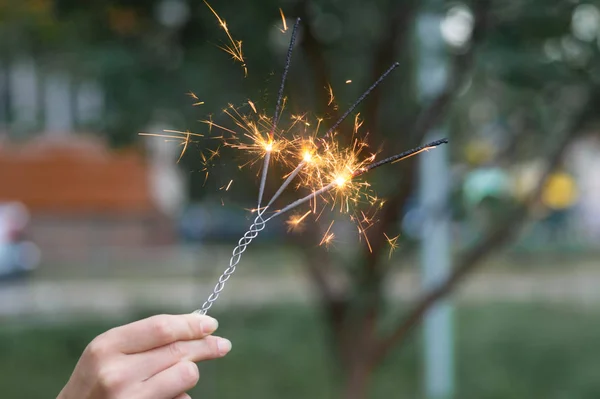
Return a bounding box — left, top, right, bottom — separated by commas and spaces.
338, 3, 494, 374
362, 0, 493, 267
370, 95, 594, 366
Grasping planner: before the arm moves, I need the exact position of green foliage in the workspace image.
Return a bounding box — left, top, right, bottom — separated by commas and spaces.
1, 304, 599, 398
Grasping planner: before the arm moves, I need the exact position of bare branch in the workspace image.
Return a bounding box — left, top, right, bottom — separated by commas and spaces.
370, 96, 594, 366
361, 0, 493, 264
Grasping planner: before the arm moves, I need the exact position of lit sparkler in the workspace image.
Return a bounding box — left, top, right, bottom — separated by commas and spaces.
141, 8, 448, 315
257, 17, 301, 211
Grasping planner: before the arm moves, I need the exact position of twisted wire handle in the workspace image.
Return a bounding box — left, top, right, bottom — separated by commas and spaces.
194, 213, 267, 315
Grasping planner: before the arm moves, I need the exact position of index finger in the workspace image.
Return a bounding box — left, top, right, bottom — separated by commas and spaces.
105, 314, 219, 354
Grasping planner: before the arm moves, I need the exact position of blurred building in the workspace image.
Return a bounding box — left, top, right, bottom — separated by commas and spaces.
0, 56, 187, 263
0, 136, 175, 263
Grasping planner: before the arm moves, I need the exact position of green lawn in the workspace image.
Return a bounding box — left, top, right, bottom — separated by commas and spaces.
1, 303, 599, 398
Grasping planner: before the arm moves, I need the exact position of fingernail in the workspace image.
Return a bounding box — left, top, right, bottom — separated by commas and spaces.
217, 338, 232, 355
201, 317, 219, 334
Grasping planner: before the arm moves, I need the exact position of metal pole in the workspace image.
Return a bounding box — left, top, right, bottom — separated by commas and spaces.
417, 7, 454, 399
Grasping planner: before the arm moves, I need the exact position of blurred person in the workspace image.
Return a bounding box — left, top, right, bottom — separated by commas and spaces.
57, 313, 231, 399
463, 162, 512, 232
540, 168, 579, 242
461, 139, 513, 237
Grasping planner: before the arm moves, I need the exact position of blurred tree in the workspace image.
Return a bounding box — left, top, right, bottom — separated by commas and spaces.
2, 0, 600, 397
282, 1, 600, 398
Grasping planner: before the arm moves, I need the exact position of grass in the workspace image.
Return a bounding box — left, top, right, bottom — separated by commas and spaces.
1, 303, 600, 398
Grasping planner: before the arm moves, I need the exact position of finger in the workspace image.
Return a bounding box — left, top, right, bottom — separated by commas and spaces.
105, 314, 219, 354
133, 335, 231, 380
173, 394, 191, 399
135, 361, 199, 399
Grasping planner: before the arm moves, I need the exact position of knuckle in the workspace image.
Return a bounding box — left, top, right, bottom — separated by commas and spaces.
86, 335, 110, 362
97, 366, 124, 393
168, 341, 186, 359
150, 316, 176, 342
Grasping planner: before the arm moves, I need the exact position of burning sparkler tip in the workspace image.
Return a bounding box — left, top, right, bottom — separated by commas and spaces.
334, 176, 347, 187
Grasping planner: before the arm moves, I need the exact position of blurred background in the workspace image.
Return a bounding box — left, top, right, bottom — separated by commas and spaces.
1, 0, 600, 398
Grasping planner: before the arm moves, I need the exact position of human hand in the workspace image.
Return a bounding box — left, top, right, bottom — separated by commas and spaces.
57, 313, 231, 399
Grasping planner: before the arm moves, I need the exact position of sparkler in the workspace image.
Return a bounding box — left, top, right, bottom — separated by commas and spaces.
194, 137, 447, 315
257, 17, 301, 211
140, 6, 448, 315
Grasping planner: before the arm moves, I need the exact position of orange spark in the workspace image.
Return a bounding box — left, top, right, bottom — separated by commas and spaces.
177, 132, 191, 163
203, 0, 247, 77
391, 146, 435, 164
319, 220, 336, 247
138, 130, 202, 163
187, 91, 205, 106
286, 210, 311, 232
327, 84, 335, 106
384, 233, 400, 259
356, 210, 374, 253
279, 8, 288, 32
248, 100, 257, 114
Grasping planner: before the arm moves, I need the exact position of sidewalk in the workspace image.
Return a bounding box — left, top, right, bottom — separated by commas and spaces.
2, 269, 600, 318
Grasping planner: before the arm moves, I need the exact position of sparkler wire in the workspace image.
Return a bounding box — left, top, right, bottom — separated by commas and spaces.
195, 214, 266, 315
265, 161, 306, 207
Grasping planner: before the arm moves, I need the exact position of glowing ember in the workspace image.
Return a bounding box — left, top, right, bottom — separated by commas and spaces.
334, 176, 347, 187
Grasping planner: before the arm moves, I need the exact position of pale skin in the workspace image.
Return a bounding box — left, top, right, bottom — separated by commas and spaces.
57, 314, 231, 399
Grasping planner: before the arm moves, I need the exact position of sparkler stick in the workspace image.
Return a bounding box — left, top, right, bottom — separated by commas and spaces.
263, 183, 336, 222
322, 62, 400, 139
265, 161, 306, 207
273, 18, 300, 130
194, 138, 448, 315
357, 138, 448, 174
265, 139, 449, 222
257, 18, 301, 210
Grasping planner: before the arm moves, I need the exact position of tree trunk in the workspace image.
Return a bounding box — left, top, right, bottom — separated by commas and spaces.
342, 359, 372, 399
